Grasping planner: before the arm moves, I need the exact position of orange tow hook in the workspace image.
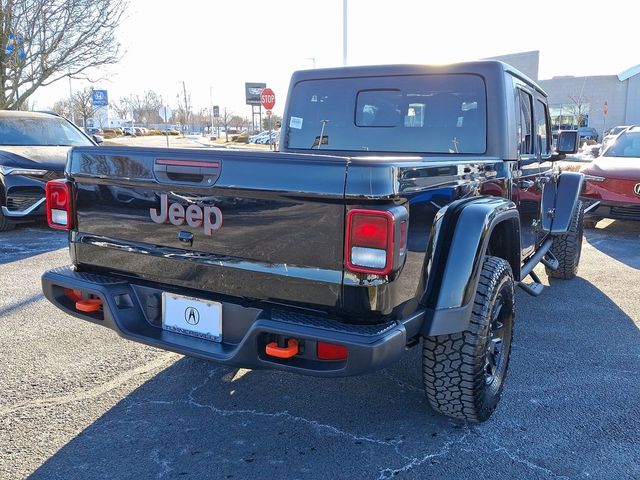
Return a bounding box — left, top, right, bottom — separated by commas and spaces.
75, 298, 102, 313
266, 339, 299, 359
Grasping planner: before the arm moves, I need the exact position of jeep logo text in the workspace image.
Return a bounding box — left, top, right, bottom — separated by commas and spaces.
150, 194, 223, 236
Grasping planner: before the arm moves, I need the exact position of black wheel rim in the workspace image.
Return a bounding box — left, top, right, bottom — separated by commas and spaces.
484, 294, 507, 385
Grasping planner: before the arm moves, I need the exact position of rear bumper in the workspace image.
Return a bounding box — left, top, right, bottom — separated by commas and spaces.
42, 266, 424, 377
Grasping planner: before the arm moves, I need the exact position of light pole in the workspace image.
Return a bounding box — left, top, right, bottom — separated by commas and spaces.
68, 69, 74, 123
180, 81, 189, 134
342, 0, 348, 66
209, 86, 214, 137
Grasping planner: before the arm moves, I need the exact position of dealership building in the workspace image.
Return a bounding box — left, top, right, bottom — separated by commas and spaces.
488, 51, 640, 139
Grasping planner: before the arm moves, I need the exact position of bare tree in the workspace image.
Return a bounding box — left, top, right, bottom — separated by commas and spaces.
229, 115, 245, 132
125, 90, 162, 125
71, 87, 96, 127
111, 97, 130, 119
51, 88, 94, 125
0, 0, 127, 109
191, 107, 211, 133
220, 108, 233, 141
173, 90, 191, 129
52, 98, 71, 118
565, 94, 591, 128
262, 113, 282, 131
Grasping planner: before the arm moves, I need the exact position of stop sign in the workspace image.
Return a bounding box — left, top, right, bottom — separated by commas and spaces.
260, 88, 275, 110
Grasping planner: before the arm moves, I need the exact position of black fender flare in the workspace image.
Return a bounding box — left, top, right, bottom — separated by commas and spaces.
541, 171, 584, 234
420, 196, 520, 336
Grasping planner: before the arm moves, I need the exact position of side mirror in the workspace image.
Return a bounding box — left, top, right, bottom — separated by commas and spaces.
556, 130, 579, 154
92, 134, 104, 145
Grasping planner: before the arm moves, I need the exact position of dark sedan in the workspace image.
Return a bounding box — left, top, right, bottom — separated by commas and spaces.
580, 126, 640, 227
0, 111, 98, 231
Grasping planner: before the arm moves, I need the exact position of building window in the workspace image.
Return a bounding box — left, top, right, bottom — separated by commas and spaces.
549, 103, 591, 129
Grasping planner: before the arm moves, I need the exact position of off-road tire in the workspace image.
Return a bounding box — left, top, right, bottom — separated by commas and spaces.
0, 189, 15, 232
545, 200, 584, 279
422, 256, 515, 422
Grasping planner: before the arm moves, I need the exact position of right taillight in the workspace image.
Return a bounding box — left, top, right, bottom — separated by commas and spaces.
317, 342, 348, 360
345, 208, 407, 276
46, 179, 73, 230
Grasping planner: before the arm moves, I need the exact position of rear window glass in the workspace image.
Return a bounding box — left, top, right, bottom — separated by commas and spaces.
285, 74, 486, 154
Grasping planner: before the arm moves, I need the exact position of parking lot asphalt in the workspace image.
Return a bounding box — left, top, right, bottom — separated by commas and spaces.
1, 220, 639, 479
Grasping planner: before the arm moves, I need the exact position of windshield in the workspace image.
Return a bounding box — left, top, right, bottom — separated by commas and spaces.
609, 126, 627, 136
0, 115, 93, 146
285, 74, 486, 154
603, 131, 640, 157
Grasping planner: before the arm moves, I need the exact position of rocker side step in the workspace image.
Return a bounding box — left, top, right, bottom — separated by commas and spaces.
518, 270, 544, 297
541, 251, 559, 271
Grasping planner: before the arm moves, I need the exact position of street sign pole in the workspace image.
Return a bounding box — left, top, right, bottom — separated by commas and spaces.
260, 88, 276, 151
268, 111, 272, 151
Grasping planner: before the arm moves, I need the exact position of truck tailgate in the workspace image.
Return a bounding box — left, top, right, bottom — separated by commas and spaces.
68, 146, 348, 310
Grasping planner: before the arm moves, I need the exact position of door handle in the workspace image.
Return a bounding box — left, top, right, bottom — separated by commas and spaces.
517, 180, 535, 190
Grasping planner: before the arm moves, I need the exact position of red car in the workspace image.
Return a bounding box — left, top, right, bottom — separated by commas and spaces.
580, 125, 640, 227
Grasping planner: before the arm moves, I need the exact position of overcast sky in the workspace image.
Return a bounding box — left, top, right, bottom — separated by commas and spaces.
32, 0, 639, 118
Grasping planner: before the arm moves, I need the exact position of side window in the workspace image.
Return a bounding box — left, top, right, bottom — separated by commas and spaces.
516, 89, 533, 155
534, 100, 550, 156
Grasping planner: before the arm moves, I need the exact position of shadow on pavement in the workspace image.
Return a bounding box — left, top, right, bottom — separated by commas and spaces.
584, 219, 640, 269
0, 292, 44, 318
0, 223, 67, 265
30, 277, 640, 479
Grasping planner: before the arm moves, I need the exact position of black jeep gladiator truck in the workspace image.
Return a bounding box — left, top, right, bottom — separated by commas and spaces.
42, 61, 582, 422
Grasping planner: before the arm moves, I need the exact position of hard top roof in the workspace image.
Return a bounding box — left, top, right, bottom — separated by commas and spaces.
290, 60, 546, 96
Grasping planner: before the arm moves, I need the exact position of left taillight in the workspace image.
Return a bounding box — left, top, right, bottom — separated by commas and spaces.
46, 179, 73, 230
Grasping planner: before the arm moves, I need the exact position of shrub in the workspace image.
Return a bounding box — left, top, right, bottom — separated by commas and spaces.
232, 134, 249, 143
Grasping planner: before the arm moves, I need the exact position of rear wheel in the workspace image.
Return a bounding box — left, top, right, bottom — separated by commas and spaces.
422, 256, 515, 422
546, 200, 584, 279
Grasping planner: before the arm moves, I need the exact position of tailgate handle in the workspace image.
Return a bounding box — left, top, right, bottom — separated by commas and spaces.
153, 159, 221, 186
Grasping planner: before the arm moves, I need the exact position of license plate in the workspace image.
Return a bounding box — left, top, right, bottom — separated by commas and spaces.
162, 292, 222, 342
